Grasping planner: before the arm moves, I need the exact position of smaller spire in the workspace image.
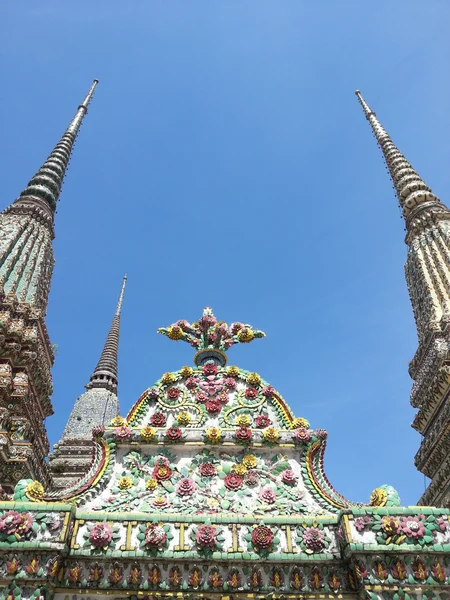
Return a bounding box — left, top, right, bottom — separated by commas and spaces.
86, 275, 127, 394
16, 79, 99, 219
355, 90, 442, 222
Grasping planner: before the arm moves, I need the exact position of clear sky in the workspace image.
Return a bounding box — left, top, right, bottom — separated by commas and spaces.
1, 1, 449, 505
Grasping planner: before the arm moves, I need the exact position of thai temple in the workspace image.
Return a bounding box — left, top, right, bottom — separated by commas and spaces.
0, 80, 449, 600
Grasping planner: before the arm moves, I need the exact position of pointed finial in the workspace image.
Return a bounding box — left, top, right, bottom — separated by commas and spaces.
158, 307, 265, 366
16, 79, 99, 217
115, 275, 127, 316
86, 275, 126, 394
355, 89, 442, 222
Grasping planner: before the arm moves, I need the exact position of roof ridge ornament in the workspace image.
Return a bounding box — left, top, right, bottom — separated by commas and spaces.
158, 306, 265, 366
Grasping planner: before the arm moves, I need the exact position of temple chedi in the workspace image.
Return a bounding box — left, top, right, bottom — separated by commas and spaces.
0, 82, 449, 600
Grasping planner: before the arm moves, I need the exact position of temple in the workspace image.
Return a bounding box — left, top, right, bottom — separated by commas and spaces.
0, 83, 449, 600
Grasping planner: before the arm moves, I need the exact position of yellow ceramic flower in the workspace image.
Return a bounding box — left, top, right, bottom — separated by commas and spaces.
177, 411, 191, 425
227, 365, 240, 377
146, 478, 159, 491
180, 366, 193, 378
370, 487, 388, 507
242, 454, 258, 469
167, 326, 183, 340
161, 372, 176, 385
263, 427, 280, 443
110, 416, 127, 427
238, 328, 254, 343
236, 414, 251, 427
247, 372, 261, 386
207, 497, 219, 508
141, 426, 156, 441
291, 417, 310, 430
118, 476, 133, 490
233, 464, 247, 476
26, 480, 44, 501
206, 427, 222, 443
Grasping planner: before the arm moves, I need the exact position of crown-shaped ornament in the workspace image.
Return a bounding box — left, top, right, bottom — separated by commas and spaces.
158, 306, 265, 366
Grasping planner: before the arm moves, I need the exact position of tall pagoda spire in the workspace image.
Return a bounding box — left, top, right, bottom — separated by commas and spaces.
356, 90, 450, 508
355, 90, 443, 225
86, 275, 127, 394
14, 79, 98, 220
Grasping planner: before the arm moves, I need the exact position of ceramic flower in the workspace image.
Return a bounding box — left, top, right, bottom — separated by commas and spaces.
167, 325, 183, 340
25, 480, 45, 501
152, 496, 171, 509
227, 365, 240, 377
176, 478, 196, 496
161, 372, 176, 385
199, 462, 216, 477
224, 377, 237, 390
291, 417, 310, 429
148, 388, 159, 399
244, 471, 260, 487
152, 465, 172, 481
196, 524, 218, 549
242, 454, 258, 469
255, 415, 271, 428
196, 391, 208, 403
245, 387, 258, 400
259, 487, 276, 503
177, 411, 191, 425
381, 516, 400, 536
115, 426, 131, 440
235, 426, 252, 442
118, 476, 133, 490
180, 365, 193, 378
89, 523, 113, 548
236, 414, 251, 427
110, 416, 127, 427
263, 427, 280, 443
205, 427, 222, 443
206, 399, 222, 414
233, 464, 247, 476
203, 363, 218, 376
165, 426, 182, 441
146, 478, 159, 491
216, 391, 229, 403
399, 516, 425, 539
302, 527, 325, 551
294, 428, 311, 443
251, 525, 274, 549
238, 327, 254, 342
224, 473, 243, 491
281, 469, 297, 485
261, 386, 275, 397
141, 426, 156, 441
0, 510, 33, 536
247, 372, 261, 386
354, 516, 371, 532
185, 376, 199, 389
150, 412, 166, 426
144, 523, 167, 547
167, 387, 180, 399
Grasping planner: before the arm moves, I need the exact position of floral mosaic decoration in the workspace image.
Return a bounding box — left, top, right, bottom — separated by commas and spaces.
82, 521, 120, 551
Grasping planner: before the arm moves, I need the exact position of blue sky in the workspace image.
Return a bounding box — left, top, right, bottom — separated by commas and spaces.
1, 1, 449, 505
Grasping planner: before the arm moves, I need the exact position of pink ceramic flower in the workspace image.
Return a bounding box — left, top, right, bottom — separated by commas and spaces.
399, 516, 425, 539
245, 388, 258, 400
206, 399, 222, 414
167, 387, 180, 399
195, 392, 208, 403
224, 378, 237, 390
199, 463, 216, 477
151, 496, 171, 509
294, 428, 311, 443
150, 413, 166, 427
196, 524, 218, 549
302, 527, 325, 551
144, 524, 167, 547
185, 376, 200, 389
148, 388, 159, 399
262, 386, 275, 397
176, 478, 196, 496
216, 391, 229, 403
259, 487, 276, 504
255, 415, 271, 428
203, 363, 218, 376
166, 426, 182, 441
235, 427, 252, 442
281, 469, 297, 485
89, 523, 113, 548
115, 426, 131, 439
244, 471, 260, 487
0, 511, 32, 536
224, 473, 243, 491
251, 525, 274, 549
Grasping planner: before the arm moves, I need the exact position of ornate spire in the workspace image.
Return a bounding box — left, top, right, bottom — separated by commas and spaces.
355, 90, 443, 224
13, 79, 98, 221
86, 275, 127, 394
158, 306, 265, 366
